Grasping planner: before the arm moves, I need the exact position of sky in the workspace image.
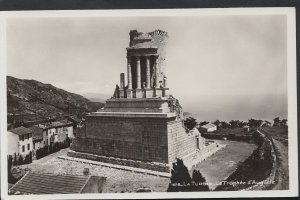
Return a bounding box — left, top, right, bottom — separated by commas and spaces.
6, 14, 287, 121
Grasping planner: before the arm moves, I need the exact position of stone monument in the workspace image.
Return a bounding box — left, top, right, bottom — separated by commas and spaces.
69, 30, 218, 173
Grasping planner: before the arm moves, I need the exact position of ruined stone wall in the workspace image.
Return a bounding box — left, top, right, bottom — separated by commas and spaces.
148, 30, 168, 82
71, 116, 169, 163
128, 29, 168, 85
167, 120, 198, 163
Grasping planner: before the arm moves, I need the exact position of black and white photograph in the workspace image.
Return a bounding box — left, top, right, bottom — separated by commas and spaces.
0, 8, 298, 199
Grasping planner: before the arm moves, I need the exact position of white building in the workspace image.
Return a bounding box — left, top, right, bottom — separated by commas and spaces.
36, 120, 74, 146
199, 123, 217, 133
29, 126, 46, 150
7, 126, 33, 157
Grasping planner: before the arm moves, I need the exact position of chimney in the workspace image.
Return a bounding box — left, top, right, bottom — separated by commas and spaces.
83, 168, 90, 176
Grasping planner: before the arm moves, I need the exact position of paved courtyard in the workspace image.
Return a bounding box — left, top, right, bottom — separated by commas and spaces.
19, 148, 170, 193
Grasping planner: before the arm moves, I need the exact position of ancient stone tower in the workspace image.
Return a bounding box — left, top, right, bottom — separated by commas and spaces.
124, 29, 169, 99
69, 30, 206, 173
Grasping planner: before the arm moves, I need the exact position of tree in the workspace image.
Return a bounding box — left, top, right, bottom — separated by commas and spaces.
273, 117, 280, 126
184, 117, 198, 131
240, 121, 248, 127
170, 158, 191, 185
192, 170, 210, 191
229, 120, 240, 129
18, 155, 23, 165
25, 154, 29, 164
212, 120, 221, 128
221, 121, 231, 128
281, 119, 288, 126
13, 153, 17, 165
248, 118, 263, 127
29, 151, 32, 163
168, 160, 211, 192
8, 155, 17, 184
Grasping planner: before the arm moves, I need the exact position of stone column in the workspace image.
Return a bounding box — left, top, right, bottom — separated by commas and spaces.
146, 56, 150, 89
154, 56, 159, 88
127, 57, 132, 89
136, 56, 141, 89
120, 73, 125, 89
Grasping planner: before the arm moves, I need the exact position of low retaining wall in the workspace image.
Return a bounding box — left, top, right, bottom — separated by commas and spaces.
202, 133, 253, 143
67, 150, 170, 173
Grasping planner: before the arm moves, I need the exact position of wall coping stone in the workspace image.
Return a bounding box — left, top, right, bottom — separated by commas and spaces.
89, 112, 176, 118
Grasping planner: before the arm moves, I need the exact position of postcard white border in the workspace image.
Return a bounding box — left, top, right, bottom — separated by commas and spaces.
0, 7, 297, 199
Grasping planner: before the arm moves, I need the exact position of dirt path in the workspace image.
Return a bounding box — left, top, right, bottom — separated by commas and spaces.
272, 139, 289, 190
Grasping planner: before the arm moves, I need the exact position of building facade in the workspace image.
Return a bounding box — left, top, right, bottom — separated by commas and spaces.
37, 120, 74, 146
7, 126, 33, 157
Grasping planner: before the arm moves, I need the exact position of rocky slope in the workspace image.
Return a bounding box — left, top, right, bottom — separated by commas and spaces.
7, 76, 105, 124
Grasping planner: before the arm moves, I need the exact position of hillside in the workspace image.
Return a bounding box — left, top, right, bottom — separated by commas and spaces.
7, 76, 105, 125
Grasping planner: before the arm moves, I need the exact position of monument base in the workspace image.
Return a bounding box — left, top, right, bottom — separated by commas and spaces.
69, 98, 211, 173
67, 150, 170, 173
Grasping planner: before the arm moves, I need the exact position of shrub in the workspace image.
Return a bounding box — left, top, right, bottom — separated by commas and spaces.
18, 155, 23, 165
168, 159, 210, 192
184, 117, 198, 131
13, 153, 18, 165
7, 155, 17, 184
24, 154, 30, 164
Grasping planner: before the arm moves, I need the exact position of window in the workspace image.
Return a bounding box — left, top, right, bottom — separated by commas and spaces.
27, 143, 30, 150
29, 133, 32, 138
19, 135, 24, 141
22, 145, 25, 152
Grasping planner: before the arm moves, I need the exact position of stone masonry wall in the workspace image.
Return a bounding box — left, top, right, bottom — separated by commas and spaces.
71, 116, 169, 163
167, 120, 198, 163
148, 30, 168, 79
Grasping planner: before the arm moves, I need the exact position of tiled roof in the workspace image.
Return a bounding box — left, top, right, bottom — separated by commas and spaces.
9, 126, 32, 136
9, 172, 91, 194
37, 120, 73, 130
68, 116, 82, 123
29, 126, 43, 141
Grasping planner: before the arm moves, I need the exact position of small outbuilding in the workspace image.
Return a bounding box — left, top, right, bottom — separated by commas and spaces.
243, 125, 250, 132
199, 123, 217, 133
